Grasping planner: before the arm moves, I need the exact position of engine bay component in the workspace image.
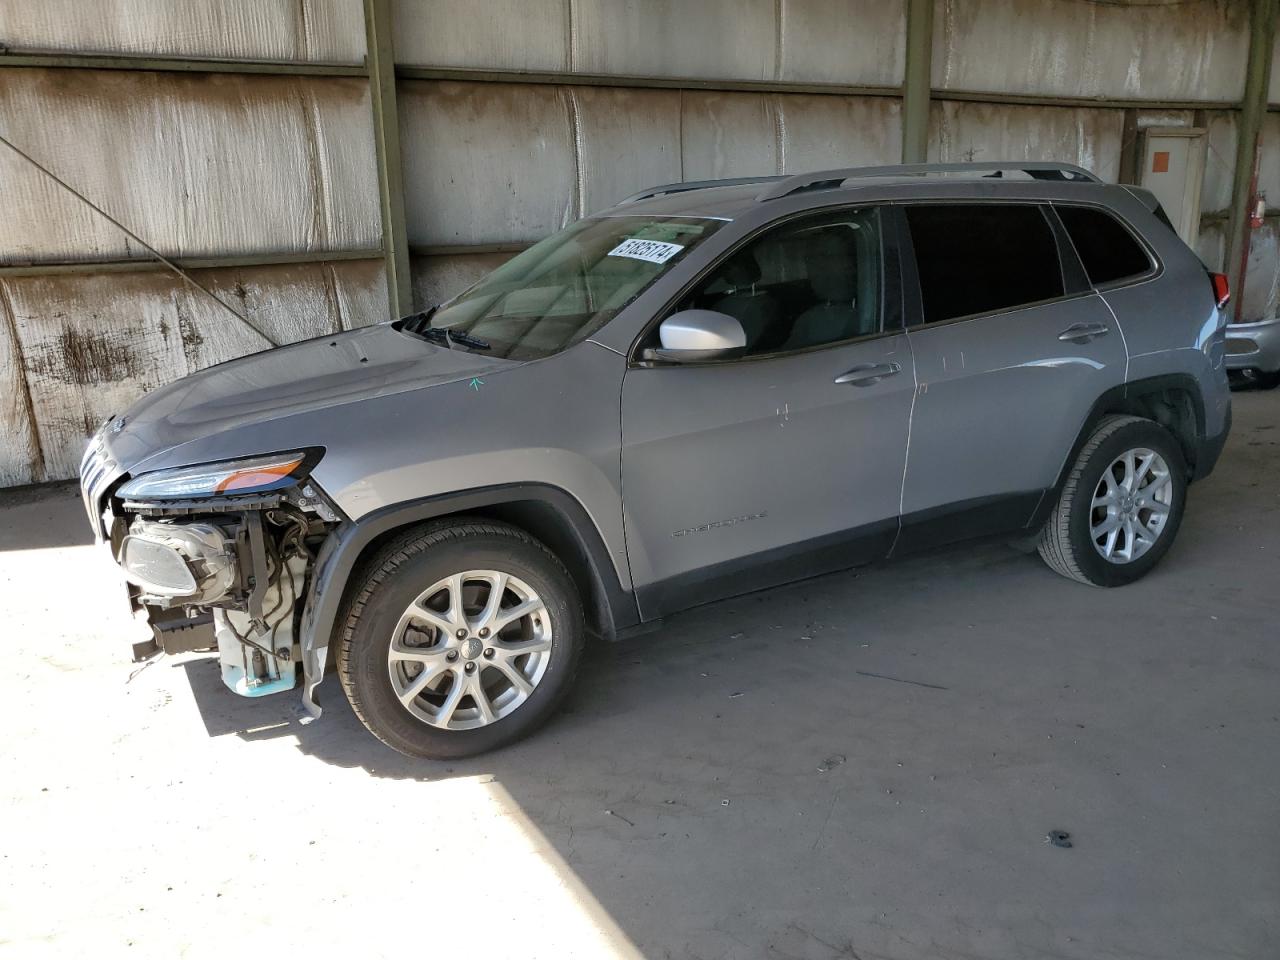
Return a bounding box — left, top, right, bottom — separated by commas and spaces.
215, 551, 307, 697
116, 498, 322, 698
150, 608, 216, 655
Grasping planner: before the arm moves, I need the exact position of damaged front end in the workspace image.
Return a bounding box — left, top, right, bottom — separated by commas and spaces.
82, 439, 342, 716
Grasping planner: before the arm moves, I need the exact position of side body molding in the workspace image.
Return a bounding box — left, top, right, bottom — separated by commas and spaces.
297, 483, 640, 718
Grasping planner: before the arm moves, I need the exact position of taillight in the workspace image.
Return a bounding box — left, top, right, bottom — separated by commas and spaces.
1210, 272, 1230, 310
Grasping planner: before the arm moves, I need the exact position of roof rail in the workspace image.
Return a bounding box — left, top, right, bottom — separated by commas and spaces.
755, 161, 1100, 201
619, 175, 787, 205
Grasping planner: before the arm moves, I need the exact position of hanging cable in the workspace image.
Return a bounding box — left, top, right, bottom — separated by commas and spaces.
0, 132, 280, 347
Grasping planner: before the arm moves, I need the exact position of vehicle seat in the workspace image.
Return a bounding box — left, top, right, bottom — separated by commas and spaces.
785, 231, 864, 349
711, 251, 779, 352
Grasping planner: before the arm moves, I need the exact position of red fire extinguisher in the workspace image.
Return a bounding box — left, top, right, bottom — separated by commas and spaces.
1250, 191, 1266, 230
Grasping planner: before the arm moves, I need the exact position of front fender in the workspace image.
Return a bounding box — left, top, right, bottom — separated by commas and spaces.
297, 483, 639, 718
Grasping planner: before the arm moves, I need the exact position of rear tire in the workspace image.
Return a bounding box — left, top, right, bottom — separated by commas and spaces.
337, 519, 584, 759
1037, 415, 1187, 587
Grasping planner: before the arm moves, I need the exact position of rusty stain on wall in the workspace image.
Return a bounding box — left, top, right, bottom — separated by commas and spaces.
0, 260, 387, 482
176, 305, 206, 352
28, 327, 145, 385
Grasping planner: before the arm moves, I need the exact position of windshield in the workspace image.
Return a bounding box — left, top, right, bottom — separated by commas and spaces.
425, 215, 724, 360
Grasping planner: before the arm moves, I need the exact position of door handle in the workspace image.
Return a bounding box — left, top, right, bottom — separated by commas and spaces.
834, 361, 902, 386
1058, 322, 1110, 343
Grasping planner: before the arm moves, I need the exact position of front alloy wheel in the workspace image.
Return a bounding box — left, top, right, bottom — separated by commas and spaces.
338, 520, 584, 759
388, 571, 553, 730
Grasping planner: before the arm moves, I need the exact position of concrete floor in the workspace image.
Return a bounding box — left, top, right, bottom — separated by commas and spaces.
1, 391, 1277, 960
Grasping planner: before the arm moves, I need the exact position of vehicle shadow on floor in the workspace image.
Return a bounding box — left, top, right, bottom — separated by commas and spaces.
178, 507, 1279, 960
175, 440, 1278, 960
177, 536, 1042, 785
141, 390, 1280, 959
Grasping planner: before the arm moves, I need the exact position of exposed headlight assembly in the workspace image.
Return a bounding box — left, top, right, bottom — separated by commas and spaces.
118, 450, 319, 501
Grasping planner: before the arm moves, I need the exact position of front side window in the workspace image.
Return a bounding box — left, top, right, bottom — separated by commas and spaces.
905, 204, 1064, 325
672, 207, 883, 357
428, 216, 723, 360
1056, 205, 1153, 287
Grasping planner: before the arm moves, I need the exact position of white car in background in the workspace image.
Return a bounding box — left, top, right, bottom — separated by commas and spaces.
1226, 316, 1280, 389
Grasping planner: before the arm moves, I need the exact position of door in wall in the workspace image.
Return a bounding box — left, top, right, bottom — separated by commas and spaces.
1140, 127, 1207, 246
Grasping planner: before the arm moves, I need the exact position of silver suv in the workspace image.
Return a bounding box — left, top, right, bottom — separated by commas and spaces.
81, 161, 1232, 758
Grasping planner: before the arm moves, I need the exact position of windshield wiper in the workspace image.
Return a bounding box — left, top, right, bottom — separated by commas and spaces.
402, 306, 437, 330
401, 309, 490, 350
436, 327, 490, 350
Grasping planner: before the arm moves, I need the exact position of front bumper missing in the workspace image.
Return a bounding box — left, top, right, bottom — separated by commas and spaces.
81, 450, 335, 719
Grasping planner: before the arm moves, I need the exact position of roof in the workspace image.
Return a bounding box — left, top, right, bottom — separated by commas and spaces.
600, 161, 1112, 222
597, 181, 767, 221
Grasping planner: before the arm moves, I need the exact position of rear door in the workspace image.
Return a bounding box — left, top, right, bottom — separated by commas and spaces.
896, 202, 1127, 550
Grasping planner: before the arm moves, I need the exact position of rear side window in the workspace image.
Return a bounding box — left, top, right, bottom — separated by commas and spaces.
904, 204, 1064, 325
1055, 205, 1153, 287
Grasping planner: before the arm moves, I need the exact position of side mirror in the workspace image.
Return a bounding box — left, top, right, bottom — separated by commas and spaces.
644, 309, 746, 363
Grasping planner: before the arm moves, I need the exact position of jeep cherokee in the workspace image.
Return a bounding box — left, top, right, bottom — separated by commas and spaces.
80, 161, 1233, 759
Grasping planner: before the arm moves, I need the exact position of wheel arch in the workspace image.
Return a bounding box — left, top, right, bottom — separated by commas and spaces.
300, 484, 639, 700
1031, 374, 1205, 529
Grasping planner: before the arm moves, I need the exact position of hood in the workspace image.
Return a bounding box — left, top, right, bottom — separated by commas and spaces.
105, 323, 515, 473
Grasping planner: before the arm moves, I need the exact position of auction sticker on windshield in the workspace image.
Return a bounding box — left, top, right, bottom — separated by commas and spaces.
607, 238, 684, 264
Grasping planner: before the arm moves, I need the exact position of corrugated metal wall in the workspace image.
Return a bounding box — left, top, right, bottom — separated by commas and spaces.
402, 0, 1260, 322
400, 0, 907, 300
0, 1, 384, 486
0, 0, 1274, 486
0, 0, 366, 62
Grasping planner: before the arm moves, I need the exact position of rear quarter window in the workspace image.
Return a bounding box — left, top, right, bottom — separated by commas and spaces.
1055, 205, 1153, 287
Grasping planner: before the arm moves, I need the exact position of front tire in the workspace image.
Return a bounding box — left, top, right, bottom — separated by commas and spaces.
1037, 415, 1187, 587
337, 519, 584, 759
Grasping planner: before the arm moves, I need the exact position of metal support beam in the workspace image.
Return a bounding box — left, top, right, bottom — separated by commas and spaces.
933, 88, 1240, 114
1118, 109, 1141, 185
410, 243, 533, 258
0, 249, 381, 279
0, 52, 364, 77
1227, 0, 1279, 321
396, 66, 901, 100
364, 0, 413, 320
901, 0, 934, 163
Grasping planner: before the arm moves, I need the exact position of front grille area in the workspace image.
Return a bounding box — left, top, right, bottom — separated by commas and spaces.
79, 433, 121, 538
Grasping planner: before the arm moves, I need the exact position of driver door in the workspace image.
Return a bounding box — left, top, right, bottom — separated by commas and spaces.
619, 206, 916, 619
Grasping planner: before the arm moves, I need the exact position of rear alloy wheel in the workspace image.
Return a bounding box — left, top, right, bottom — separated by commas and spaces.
1087, 447, 1173, 564
1037, 415, 1187, 586
338, 520, 584, 759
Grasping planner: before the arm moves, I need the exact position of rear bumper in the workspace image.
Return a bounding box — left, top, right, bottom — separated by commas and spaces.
1225, 317, 1280, 373
1194, 402, 1231, 481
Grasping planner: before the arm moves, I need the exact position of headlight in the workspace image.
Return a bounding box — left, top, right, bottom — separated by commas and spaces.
117, 451, 317, 501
